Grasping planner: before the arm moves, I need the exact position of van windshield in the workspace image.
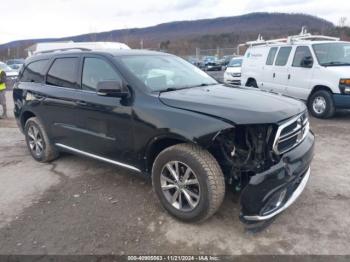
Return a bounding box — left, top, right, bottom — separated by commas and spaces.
313, 43, 350, 66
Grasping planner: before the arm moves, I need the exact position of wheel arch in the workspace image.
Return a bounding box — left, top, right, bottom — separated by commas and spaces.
307, 85, 333, 104
246, 77, 257, 86
144, 134, 192, 173
20, 110, 36, 130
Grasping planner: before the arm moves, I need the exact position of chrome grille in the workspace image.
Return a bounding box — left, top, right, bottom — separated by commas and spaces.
273, 111, 309, 154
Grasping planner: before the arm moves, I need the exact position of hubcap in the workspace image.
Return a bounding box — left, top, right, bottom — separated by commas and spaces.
27, 125, 44, 157
313, 96, 326, 114
160, 161, 200, 212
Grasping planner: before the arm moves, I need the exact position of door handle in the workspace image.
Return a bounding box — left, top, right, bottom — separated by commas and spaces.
273, 73, 276, 78
75, 100, 88, 106
288, 74, 291, 80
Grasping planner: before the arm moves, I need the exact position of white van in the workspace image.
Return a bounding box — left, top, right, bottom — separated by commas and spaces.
241, 31, 350, 118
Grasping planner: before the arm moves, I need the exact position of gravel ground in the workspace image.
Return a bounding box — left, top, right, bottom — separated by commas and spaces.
0, 89, 350, 255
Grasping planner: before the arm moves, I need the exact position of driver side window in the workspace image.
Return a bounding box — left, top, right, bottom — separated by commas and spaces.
82, 57, 121, 91
292, 46, 313, 68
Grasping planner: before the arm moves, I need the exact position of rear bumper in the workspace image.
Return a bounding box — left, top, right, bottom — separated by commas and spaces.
240, 131, 315, 224
206, 65, 222, 71
333, 94, 350, 109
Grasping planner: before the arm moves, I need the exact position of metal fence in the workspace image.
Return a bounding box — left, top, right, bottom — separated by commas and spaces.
180, 47, 245, 63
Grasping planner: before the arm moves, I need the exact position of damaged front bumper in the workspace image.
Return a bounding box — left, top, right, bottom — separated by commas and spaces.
240, 131, 315, 224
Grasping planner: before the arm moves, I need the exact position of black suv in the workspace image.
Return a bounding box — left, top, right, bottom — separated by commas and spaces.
13, 49, 314, 225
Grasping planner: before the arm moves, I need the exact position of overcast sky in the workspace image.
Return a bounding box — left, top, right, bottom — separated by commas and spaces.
1, 0, 349, 44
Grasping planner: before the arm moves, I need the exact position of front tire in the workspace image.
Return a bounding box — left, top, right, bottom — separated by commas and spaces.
246, 79, 258, 88
308, 90, 335, 119
24, 117, 59, 162
152, 143, 225, 222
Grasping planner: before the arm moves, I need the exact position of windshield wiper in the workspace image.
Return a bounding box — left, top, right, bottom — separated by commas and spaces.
322, 61, 350, 66
187, 83, 218, 88
158, 87, 178, 93
158, 83, 217, 93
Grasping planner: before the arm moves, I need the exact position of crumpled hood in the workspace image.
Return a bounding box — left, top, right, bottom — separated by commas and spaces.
159, 85, 306, 125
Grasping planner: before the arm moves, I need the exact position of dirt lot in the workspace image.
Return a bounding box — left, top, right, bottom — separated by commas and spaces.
0, 89, 350, 255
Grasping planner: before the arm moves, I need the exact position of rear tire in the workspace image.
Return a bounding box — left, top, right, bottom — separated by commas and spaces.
24, 117, 59, 162
152, 143, 225, 222
308, 90, 335, 119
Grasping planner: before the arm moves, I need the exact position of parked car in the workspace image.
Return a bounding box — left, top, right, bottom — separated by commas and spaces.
13, 49, 314, 225
0, 62, 19, 88
205, 61, 222, 71
202, 57, 222, 71
224, 56, 243, 85
199, 56, 222, 71
6, 59, 25, 71
241, 31, 350, 119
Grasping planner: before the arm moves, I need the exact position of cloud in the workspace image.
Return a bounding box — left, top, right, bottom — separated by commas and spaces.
0, 0, 349, 44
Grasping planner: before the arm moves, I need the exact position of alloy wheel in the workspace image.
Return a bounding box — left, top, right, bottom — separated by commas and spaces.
160, 161, 201, 212
27, 125, 44, 157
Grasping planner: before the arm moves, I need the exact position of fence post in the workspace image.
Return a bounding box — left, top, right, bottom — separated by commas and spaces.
196, 47, 200, 61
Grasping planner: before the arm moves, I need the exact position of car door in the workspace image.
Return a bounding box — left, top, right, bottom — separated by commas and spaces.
272, 46, 292, 95
72, 55, 135, 167
41, 56, 83, 149
261, 47, 279, 92
285, 46, 315, 100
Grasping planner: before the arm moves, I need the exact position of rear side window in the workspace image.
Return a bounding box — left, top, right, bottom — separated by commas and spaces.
266, 47, 278, 65
275, 47, 292, 66
46, 58, 79, 88
292, 46, 313, 67
82, 57, 121, 91
20, 60, 48, 83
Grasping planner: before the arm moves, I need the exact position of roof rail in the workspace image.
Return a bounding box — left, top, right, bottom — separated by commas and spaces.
35, 47, 92, 55
30, 41, 131, 56
243, 26, 340, 48
288, 26, 339, 43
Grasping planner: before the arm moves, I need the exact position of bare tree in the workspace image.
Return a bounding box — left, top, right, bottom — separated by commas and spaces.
338, 17, 348, 27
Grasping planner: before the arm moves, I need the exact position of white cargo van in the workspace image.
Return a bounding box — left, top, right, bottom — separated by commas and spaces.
241, 30, 350, 118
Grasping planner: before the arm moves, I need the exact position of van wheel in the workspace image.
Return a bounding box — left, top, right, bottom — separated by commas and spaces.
24, 117, 59, 162
308, 90, 335, 119
152, 143, 225, 222
246, 79, 258, 88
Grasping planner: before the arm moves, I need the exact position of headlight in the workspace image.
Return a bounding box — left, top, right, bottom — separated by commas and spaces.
232, 73, 241, 77
339, 79, 350, 94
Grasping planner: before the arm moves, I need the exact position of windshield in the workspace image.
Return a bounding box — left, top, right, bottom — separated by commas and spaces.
119, 55, 217, 91
0, 62, 14, 72
313, 43, 350, 66
228, 58, 242, 67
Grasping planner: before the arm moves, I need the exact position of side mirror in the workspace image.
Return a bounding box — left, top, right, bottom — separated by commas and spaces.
96, 80, 129, 98
301, 56, 313, 68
